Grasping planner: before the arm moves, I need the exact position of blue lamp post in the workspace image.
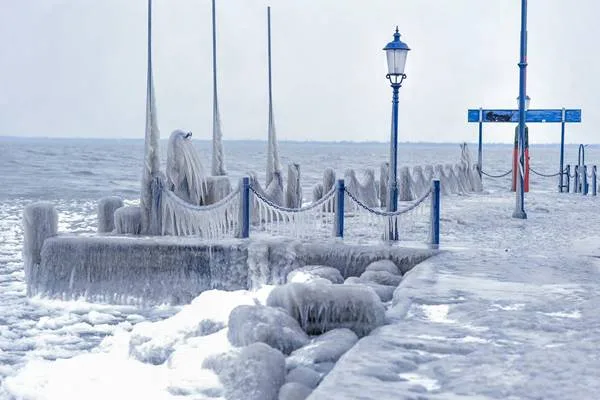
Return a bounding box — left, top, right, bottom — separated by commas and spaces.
383, 27, 410, 214
513, 0, 528, 219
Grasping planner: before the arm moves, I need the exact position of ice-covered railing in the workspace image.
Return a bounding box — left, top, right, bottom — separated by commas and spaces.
343, 181, 435, 243
249, 183, 337, 239
161, 186, 240, 238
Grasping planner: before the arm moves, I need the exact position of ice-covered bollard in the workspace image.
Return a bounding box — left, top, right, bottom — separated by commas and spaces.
97, 196, 124, 233
23, 202, 58, 268
312, 183, 324, 203
323, 168, 336, 193
379, 162, 389, 208
424, 165, 435, 186
471, 164, 483, 192
444, 164, 460, 194
411, 165, 427, 198
114, 206, 142, 235
434, 164, 450, 195
398, 166, 413, 201
266, 283, 385, 337
286, 163, 302, 208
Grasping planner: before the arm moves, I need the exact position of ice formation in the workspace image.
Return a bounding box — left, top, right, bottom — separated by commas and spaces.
454, 162, 471, 193
97, 196, 124, 233
285, 366, 322, 389
323, 168, 336, 194
23, 203, 58, 268
360, 270, 402, 286
286, 265, 344, 284
266, 110, 282, 189
278, 382, 312, 400
203, 342, 286, 400
423, 164, 435, 186
204, 175, 233, 204
344, 169, 379, 209
166, 130, 208, 206
365, 259, 400, 275
379, 162, 389, 208
344, 277, 396, 302
212, 89, 227, 177
444, 163, 460, 194
398, 166, 413, 201
114, 206, 142, 234
434, 164, 450, 196
286, 328, 359, 370
227, 305, 309, 354
311, 183, 324, 203
266, 283, 385, 336
411, 165, 428, 198
265, 170, 285, 206
286, 163, 302, 208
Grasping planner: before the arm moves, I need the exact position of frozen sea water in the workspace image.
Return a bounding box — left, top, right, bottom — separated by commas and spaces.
0, 137, 597, 397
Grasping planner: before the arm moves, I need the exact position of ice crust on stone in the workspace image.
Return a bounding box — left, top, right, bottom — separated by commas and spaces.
286, 265, 344, 284
97, 196, 124, 233
278, 382, 312, 400
227, 305, 310, 354
360, 270, 403, 287
203, 342, 286, 400
365, 259, 400, 275
285, 366, 322, 389
114, 205, 142, 234
344, 278, 396, 302
286, 328, 358, 370
266, 283, 385, 336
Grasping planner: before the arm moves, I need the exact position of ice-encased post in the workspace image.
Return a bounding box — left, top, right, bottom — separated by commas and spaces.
23, 203, 58, 294
211, 0, 226, 176
592, 166, 597, 196
266, 6, 282, 187
566, 164, 571, 193
430, 179, 440, 249
335, 179, 345, 238
141, 0, 161, 235
238, 177, 250, 238
583, 165, 589, 195
574, 165, 579, 193
97, 196, 124, 233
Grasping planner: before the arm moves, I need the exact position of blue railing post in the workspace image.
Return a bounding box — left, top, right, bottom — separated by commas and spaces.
566, 164, 571, 193
430, 179, 440, 249
583, 165, 589, 195
240, 177, 250, 238
593, 166, 597, 196
335, 179, 344, 238
574, 165, 580, 193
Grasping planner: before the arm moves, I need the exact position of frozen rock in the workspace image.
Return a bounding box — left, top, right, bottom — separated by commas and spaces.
227, 305, 310, 355
360, 270, 402, 287
311, 362, 335, 375
278, 382, 312, 400
114, 206, 142, 234
97, 196, 124, 233
285, 366, 322, 389
344, 278, 396, 302
365, 259, 400, 275
203, 342, 286, 400
286, 328, 358, 370
287, 265, 344, 284
267, 283, 385, 337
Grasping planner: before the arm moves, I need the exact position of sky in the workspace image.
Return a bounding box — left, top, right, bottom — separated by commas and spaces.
0, 0, 597, 144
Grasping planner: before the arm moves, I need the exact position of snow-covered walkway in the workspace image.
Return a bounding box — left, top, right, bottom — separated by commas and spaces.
311, 190, 600, 399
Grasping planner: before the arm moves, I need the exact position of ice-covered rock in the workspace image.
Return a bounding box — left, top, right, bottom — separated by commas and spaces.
285, 366, 322, 389
365, 259, 400, 275
286, 328, 358, 370
287, 265, 344, 284
344, 278, 396, 302
114, 205, 142, 234
278, 382, 312, 400
360, 270, 402, 287
203, 342, 286, 400
227, 305, 310, 355
97, 196, 124, 233
267, 283, 385, 336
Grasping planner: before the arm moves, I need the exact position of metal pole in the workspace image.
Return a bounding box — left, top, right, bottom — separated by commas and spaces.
583, 165, 588, 195
387, 83, 400, 213
513, 0, 528, 219
430, 179, 440, 249
566, 164, 571, 193
559, 108, 565, 192
478, 108, 483, 179
239, 177, 250, 238
335, 179, 345, 238
574, 165, 579, 193
593, 166, 597, 196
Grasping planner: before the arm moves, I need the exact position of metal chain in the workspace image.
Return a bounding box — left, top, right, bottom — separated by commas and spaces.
162, 186, 240, 211
249, 184, 336, 213
344, 187, 431, 217
481, 169, 512, 178
529, 167, 562, 178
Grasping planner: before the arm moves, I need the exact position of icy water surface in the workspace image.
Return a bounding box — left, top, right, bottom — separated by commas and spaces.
0, 137, 596, 384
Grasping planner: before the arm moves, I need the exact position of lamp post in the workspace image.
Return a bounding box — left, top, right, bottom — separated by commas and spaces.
513, 0, 528, 219
383, 27, 410, 216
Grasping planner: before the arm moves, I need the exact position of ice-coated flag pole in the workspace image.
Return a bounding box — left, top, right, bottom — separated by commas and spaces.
266, 6, 282, 187
211, 0, 226, 176
141, 0, 161, 234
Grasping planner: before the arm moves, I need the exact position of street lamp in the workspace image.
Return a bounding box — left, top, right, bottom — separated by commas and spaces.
513, 0, 528, 220
383, 27, 410, 218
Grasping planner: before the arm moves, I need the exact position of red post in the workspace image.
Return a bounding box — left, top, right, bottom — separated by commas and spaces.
512, 125, 529, 192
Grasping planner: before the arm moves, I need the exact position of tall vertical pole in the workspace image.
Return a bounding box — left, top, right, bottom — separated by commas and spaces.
266, 6, 281, 186
211, 0, 226, 176
430, 179, 440, 249
513, 0, 528, 219
387, 84, 400, 213
478, 108, 483, 178
335, 179, 345, 238
239, 177, 250, 238
559, 108, 566, 192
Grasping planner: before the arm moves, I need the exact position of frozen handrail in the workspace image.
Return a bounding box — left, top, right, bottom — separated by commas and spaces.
344, 187, 431, 217
250, 184, 336, 213
481, 169, 512, 178
162, 186, 239, 211
529, 167, 562, 178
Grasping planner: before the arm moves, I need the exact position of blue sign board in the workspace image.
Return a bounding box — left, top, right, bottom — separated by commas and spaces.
467, 109, 582, 123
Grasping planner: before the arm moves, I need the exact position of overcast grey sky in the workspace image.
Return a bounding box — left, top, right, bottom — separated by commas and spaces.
0, 0, 596, 143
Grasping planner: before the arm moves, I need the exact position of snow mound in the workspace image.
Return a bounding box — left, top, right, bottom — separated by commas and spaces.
286, 328, 358, 370
287, 265, 344, 284
203, 342, 286, 400
278, 382, 312, 400
285, 366, 322, 389
359, 270, 402, 286
114, 205, 142, 234
227, 305, 310, 355
344, 278, 396, 302
267, 283, 385, 336
97, 196, 124, 233
365, 259, 400, 275
130, 290, 255, 364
